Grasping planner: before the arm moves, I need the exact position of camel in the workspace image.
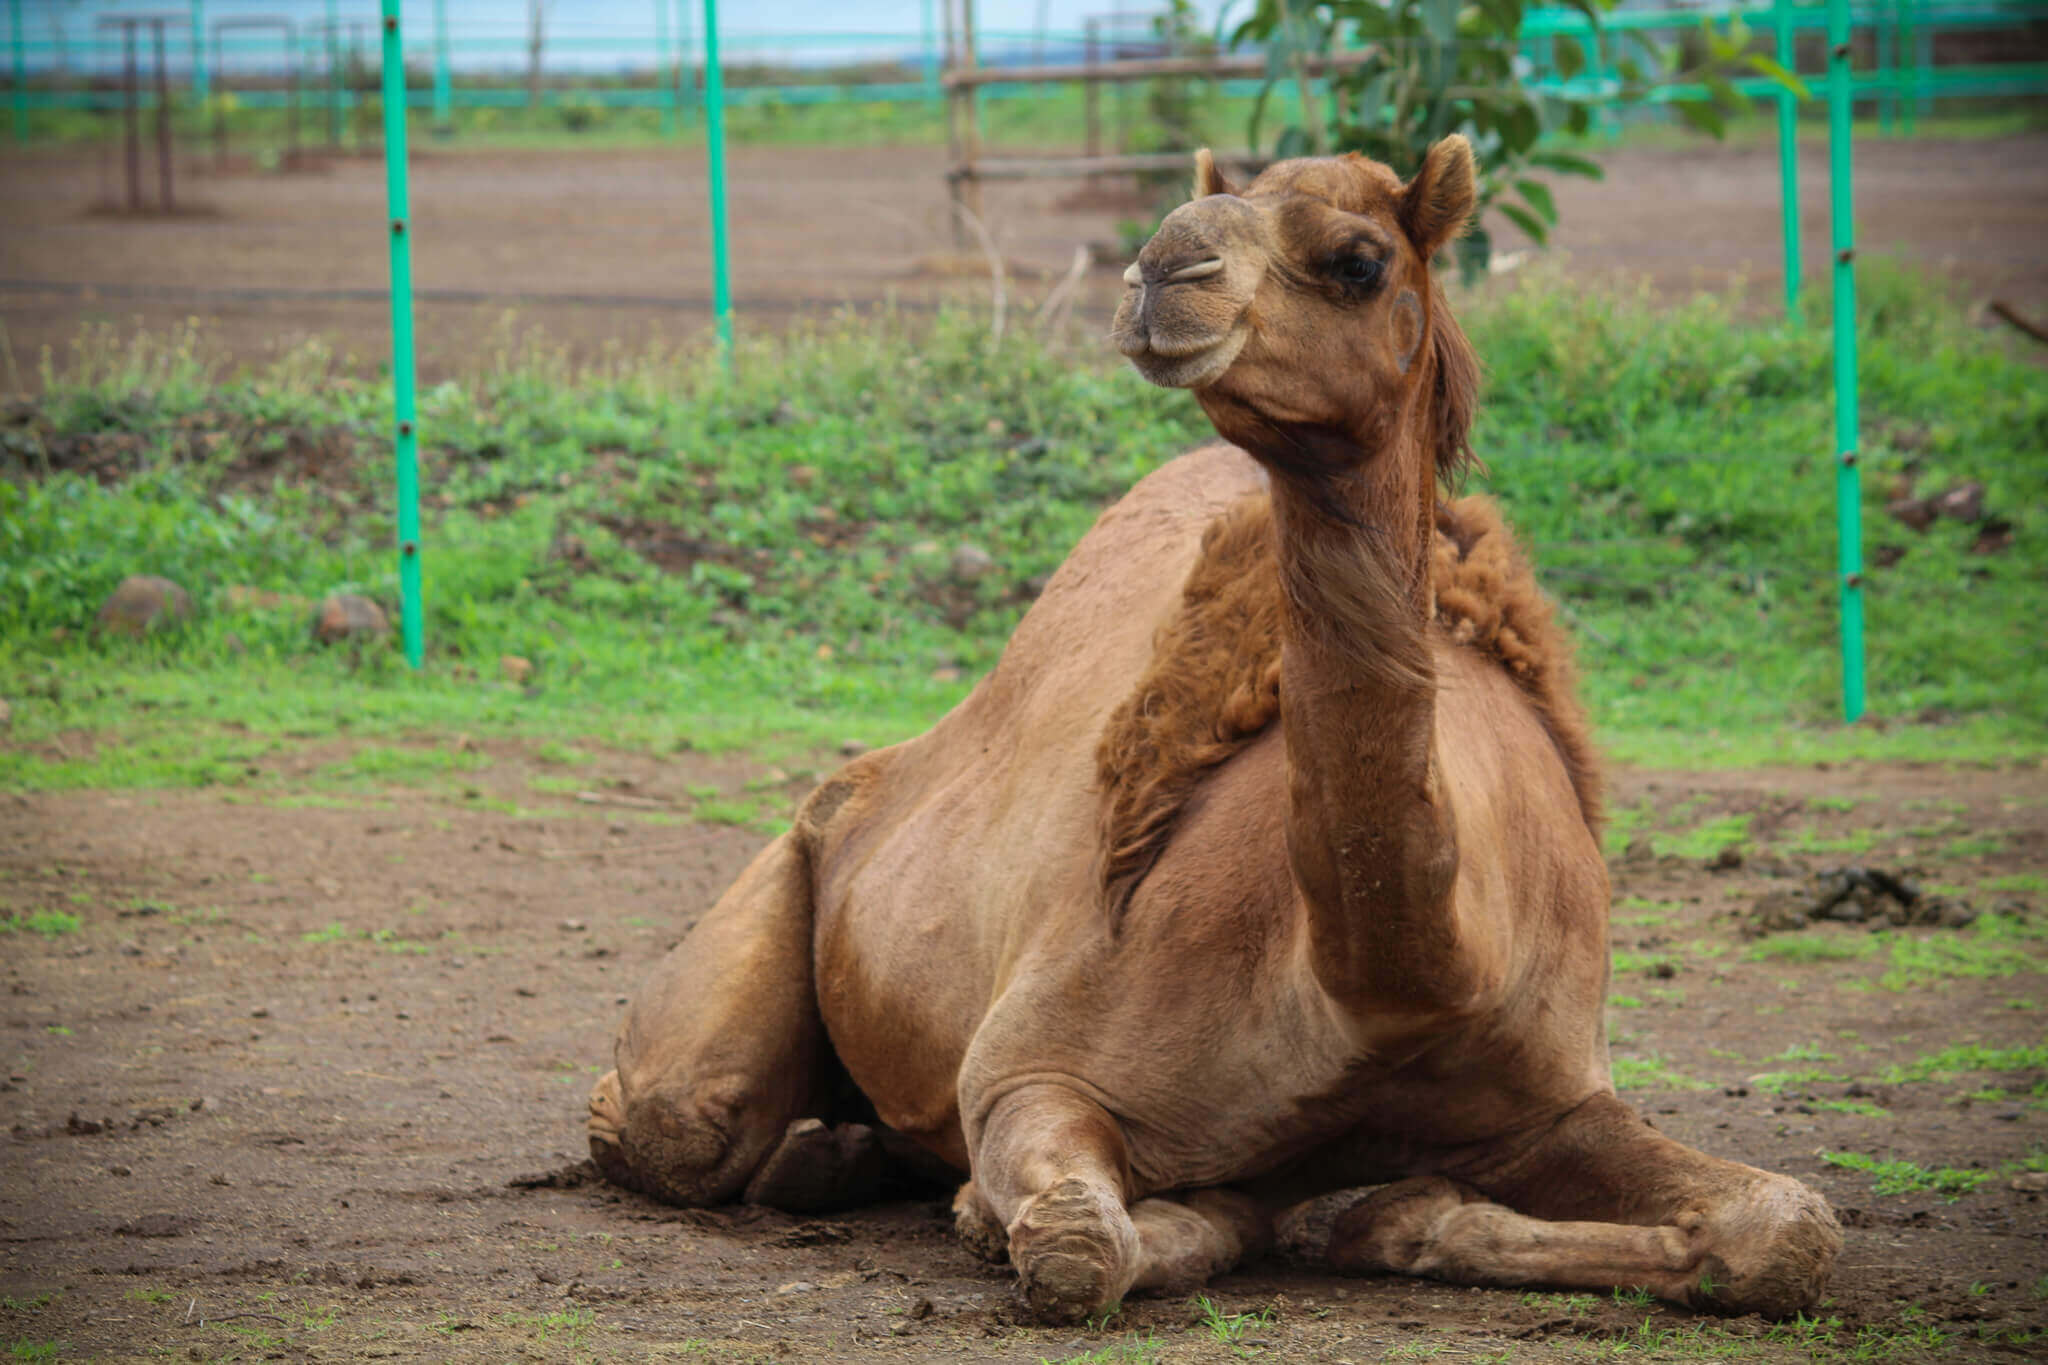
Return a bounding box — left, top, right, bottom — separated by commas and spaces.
585, 137, 1842, 1325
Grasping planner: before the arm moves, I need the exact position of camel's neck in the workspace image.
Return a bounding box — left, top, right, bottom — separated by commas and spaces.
1262, 418, 1472, 1017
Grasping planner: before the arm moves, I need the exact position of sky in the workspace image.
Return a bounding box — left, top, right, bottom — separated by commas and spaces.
22, 0, 1240, 72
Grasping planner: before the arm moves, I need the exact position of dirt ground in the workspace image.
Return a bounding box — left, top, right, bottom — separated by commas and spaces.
1, 743, 2043, 1362
3, 133, 2047, 379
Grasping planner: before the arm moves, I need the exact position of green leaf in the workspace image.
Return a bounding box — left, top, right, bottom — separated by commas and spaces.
1672, 98, 1727, 138
1496, 200, 1550, 246
1514, 178, 1558, 224
1743, 53, 1813, 100
1555, 36, 1586, 81
1529, 149, 1605, 180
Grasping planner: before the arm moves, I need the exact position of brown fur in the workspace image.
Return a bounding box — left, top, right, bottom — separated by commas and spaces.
1097, 493, 1601, 922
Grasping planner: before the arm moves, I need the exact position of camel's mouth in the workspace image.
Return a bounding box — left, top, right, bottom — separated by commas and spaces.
1121, 326, 1249, 390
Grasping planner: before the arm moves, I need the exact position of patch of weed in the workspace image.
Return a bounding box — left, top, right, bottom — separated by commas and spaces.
1746, 934, 1878, 964
1819, 1150, 1994, 1199
1611, 1055, 1713, 1091
0, 911, 81, 939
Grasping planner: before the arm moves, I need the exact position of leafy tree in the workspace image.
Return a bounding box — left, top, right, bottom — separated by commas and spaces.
1230, 0, 1803, 275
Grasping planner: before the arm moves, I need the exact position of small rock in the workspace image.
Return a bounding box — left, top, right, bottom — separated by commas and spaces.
1706, 844, 1744, 872
250, 1006, 269, 1018
210, 1173, 233, 1186
1933, 481, 1985, 523
108, 1164, 132, 1177
950, 544, 995, 582
1886, 497, 1936, 532
906, 1296, 934, 1320
2011, 1171, 2048, 1193
500, 654, 533, 684
94, 575, 193, 637
311, 593, 390, 645
775, 1281, 817, 1295
839, 739, 869, 758
889, 1320, 914, 1336
1970, 519, 2014, 556
559, 919, 586, 933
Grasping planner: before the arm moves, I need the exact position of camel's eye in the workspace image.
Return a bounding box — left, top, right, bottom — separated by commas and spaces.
1333, 255, 1383, 289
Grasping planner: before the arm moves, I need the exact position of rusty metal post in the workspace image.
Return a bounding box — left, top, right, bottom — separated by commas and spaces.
154, 19, 173, 210
1084, 17, 1099, 157
124, 22, 141, 211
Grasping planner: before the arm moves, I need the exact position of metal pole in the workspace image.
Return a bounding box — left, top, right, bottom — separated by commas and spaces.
432, 0, 451, 134
1775, 0, 1800, 316
702, 0, 732, 363
154, 20, 173, 210
921, 0, 938, 103
380, 0, 424, 669
326, 0, 340, 148
1826, 0, 1865, 722
191, 0, 206, 101
10, 0, 26, 143
1892, 0, 1908, 135
125, 23, 141, 212
654, 0, 673, 137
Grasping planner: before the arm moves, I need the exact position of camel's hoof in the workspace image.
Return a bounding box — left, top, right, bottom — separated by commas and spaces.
1008, 1177, 1138, 1324
1327, 1177, 1479, 1275
586, 1070, 640, 1193
953, 1182, 1009, 1265
743, 1118, 884, 1213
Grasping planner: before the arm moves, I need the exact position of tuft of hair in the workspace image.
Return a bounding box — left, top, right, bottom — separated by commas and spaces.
1430, 496, 1603, 832
1095, 493, 1600, 924
1094, 496, 1284, 925
1427, 287, 1481, 488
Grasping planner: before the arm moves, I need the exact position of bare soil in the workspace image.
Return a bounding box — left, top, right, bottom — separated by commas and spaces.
4, 133, 2047, 380
2, 745, 2044, 1361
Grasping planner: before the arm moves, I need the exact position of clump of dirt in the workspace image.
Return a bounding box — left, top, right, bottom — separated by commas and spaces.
1744, 864, 1995, 936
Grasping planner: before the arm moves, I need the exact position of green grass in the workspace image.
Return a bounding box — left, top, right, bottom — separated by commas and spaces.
3, 264, 2045, 786
1819, 1150, 1995, 1200
1877, 914, 2047, 991
1880, 1042, 2048, 1084
1744, 934, 1879, 964
0, 910, 82, 938
1611, 1054, 1714, 1091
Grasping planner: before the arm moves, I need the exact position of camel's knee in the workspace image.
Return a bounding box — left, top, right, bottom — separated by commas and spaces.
1007, 1176, 1141, 1324
1684, 1176, 1842, 1320
587, 1068, 766, 1207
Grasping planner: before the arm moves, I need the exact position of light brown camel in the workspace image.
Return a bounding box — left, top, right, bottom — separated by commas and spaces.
585, 137, 1842, 1324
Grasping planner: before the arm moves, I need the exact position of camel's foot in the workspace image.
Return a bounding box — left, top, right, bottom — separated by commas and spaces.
743, 1117, 884, 1213
1667, 1174, 1840, 1318
953, 1182, 1009, 1265
1128, 1189, 1271, 1297
1006, 1175, 1141, 1325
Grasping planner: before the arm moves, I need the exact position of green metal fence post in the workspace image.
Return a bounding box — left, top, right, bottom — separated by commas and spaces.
380, 0, 424, 669
1876, 0, 1894, 133
191, 0, 207, 101
654, 0, 674, 137
1899, 0, 1917, 135
702, 0, 732, 364
1775, 0, 1801, 316
1826, 0, 1865, 722
431, 0, 451, 135
9, 0, 24, 143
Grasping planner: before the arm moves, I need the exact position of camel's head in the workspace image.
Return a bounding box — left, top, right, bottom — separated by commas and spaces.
1111, 137, 1478, 469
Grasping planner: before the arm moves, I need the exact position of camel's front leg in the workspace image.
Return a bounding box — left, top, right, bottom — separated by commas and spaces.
587, 832, 880, 1211
968, 1085, 1268, 1322
1328, 1094, 1840, 1319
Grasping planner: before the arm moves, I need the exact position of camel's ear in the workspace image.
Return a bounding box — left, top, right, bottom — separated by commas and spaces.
1398, 135, 1477, 258
1192, 148, 1237, 199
